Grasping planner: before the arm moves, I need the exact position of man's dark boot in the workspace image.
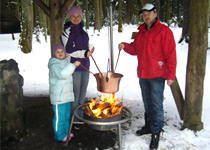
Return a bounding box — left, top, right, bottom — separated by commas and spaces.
136, 125, 152, 136
149, 131, 161, 150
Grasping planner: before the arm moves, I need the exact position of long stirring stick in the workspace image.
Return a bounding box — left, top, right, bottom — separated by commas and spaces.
79, 64, 95, 75
114, 51, 121, 72
91, 56, 104, 78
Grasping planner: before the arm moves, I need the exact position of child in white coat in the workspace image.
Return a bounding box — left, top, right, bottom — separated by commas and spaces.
48, 44, 80, 142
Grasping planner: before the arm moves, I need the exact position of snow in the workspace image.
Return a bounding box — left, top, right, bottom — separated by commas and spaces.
0, 24, 210, 150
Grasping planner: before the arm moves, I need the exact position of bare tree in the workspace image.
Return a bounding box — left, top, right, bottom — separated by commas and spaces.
99, 0, 103, 28
33, 0, 75, 55
183, 0, 209, 131
166, 0, 170, 25
156, 0, 160, 18
179, 0, 190, 43
141, 0, 152, 6
19, 0, 33, 53
118, 0, 122, 32
177, 0, 181, 25
126, 0, 131, 24
94, 0, 100, 31
85, 0, 89, 29
102, 0, 107, 19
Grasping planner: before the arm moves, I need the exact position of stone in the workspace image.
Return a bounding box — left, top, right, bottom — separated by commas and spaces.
0, 59, 24, 142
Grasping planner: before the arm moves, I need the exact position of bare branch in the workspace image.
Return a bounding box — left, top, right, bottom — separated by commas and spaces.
60, 0, 75, 18
33, 0, 50, 17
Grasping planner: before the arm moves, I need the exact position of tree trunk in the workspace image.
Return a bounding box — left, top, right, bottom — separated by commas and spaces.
99, 0, 103, 28
126, 0, 131, 24
49, 0, 63, 53
177, 0, 181, 25
94, 0, 100, 32
33, 0, 75, 55
178, 0, 190, 43
102, 0, 107, 19
45, 0, 50, 36
156, 0, 160, 18
141, 0, 152, 6
118, 0, 122, 32
85, 0, 89, 29
19, 0, 33, 53
183, 0, 209, 131
166, 0, 170, 25
135, 0, 141, 24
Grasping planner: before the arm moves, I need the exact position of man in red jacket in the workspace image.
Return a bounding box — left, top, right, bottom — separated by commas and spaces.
118, 3, 177, 150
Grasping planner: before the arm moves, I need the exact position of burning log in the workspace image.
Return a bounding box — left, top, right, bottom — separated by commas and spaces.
84, 94, 123, 119
93, 102, 111, 111
85, 105, 96, 117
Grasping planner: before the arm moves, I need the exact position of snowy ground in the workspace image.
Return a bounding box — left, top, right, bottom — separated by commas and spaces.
0, 24, 210, 150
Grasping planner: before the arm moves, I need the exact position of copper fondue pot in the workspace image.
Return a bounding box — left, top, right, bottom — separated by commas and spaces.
79, 62, 123, 93
94, 72, 123, 93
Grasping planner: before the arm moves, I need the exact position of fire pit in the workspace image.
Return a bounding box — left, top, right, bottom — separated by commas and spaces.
64, 94, 132, 150
84, 94, 123, 131
84, 112, 122, 131
65, 102, 132, 150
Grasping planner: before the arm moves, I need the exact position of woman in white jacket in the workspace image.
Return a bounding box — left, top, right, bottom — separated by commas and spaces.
48, 44, 80, 142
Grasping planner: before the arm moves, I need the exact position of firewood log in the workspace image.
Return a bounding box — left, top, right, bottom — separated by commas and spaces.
85, 105, 96, 117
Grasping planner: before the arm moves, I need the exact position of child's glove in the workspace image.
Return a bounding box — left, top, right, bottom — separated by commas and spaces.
74, 61, 81, 67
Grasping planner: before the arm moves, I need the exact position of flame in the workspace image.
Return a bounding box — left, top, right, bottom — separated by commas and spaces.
85, 94, 123, 118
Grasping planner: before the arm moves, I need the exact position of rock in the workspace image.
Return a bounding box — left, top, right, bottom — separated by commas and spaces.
0, 59, 24, 143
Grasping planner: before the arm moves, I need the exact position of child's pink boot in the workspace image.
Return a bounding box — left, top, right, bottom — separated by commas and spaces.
61, 133, 74, 142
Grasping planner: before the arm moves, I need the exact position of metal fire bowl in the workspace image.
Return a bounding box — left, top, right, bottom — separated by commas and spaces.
73, 103, 132, 126
94, 72, 123, 94
84, 112, 122, 131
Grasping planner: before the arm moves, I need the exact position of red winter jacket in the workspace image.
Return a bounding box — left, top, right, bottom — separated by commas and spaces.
123, 19, 177, 80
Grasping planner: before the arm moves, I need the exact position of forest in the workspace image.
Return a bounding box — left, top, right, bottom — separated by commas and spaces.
1, 0, 210, 131
2, 0, 189, 53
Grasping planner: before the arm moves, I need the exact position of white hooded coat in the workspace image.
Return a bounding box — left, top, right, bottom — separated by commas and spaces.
48, 57, 76, 105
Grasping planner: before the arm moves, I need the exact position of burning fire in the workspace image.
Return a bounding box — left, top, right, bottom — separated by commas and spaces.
85, 94, 123, 118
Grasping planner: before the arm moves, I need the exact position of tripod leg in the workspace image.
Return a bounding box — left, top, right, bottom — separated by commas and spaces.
64, 115, 75, 146
118, 123, 122, 150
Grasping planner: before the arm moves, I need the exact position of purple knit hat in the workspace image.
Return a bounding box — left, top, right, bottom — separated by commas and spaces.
68, 6, 82, 19
52, 44, 66, 57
